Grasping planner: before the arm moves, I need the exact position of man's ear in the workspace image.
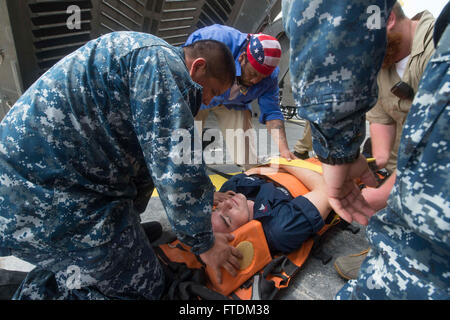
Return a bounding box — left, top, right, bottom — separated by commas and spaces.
189, 58, 207, 79
386, 11, 396, 32
238, 52, 245, 64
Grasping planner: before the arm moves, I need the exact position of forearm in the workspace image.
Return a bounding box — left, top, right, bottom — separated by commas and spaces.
280, 164, 331, 218
380, 171, 396, 197
266, 119, 290, 154
129, 46, 215, 255
369, 122, 396, 169
362, 171, 396, 211
279, 164, 325, 192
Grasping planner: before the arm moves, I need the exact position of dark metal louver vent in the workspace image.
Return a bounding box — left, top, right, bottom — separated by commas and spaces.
96, 0, 145, 34
197, 0, 235, 29
144, 0, 204, 46
4, 0, 279, 92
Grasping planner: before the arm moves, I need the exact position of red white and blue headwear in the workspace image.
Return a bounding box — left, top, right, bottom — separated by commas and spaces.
246, 33, 282, 76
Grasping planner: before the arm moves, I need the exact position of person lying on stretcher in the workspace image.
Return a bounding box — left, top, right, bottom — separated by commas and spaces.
211, 163, 332, 254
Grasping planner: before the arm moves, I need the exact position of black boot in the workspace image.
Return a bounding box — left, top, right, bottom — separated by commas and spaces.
0, 269, 28, 300
141, 221, 163, 243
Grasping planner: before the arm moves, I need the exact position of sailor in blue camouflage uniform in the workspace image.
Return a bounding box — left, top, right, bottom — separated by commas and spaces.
283, 0, 449, 299
0, 31, 240, 299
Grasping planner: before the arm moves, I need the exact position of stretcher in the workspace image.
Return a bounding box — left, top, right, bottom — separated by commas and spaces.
154, 157, 350, 300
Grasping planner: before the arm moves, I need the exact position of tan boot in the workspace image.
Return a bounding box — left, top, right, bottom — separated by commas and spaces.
334, 248, 370, 280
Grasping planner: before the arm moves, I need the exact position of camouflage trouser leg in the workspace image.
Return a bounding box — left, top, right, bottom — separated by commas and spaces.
10, 219, 165, 300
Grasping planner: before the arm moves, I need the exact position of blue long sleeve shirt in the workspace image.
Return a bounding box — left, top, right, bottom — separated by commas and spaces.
184, 24, 283, 124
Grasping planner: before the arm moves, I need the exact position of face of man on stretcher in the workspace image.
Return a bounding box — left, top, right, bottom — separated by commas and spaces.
211, 191, 255, 233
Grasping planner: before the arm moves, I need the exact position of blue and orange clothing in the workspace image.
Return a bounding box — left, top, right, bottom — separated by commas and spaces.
219, 174, 324, 253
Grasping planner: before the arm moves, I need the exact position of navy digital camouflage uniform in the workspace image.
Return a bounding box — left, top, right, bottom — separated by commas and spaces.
283, 0, 395, 163
0, 32, 216, 299
283, 0, 449, 299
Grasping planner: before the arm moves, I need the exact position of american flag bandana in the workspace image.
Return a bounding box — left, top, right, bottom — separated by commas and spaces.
246, 34, 282, 76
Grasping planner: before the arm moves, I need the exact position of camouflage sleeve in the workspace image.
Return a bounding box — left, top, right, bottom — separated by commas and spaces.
282, 0, 396, 164
127, 46, 215, 255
